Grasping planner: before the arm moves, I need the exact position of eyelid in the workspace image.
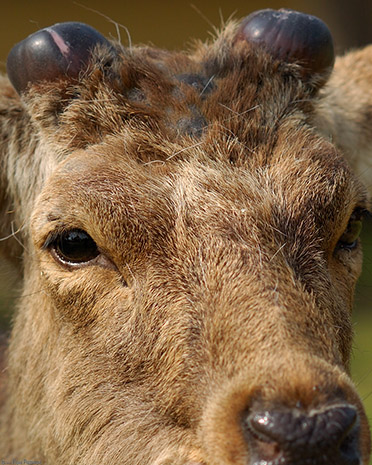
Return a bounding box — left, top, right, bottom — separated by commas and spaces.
350, 207, 370, 220
42, 230, 63, 250
42, 227, 70, 250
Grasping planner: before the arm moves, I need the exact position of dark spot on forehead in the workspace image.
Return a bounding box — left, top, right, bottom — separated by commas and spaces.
176, 116, 207, 138
176, 105, 207, 138
127, 87, 146, 103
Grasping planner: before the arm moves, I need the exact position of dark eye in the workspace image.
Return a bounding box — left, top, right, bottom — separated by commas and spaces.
49, 229, 99, 264
336, 210, 366, 251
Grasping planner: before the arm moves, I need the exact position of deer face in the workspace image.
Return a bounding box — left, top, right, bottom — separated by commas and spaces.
1, 9, 371, 465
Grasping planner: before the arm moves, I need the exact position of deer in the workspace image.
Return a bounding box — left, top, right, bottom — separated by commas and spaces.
0, 8, 371, 465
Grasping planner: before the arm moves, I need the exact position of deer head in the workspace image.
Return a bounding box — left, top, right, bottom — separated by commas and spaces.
0, 9, 370, 465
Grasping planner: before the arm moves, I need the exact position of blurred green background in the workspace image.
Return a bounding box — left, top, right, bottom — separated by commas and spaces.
0, 0, 371, 458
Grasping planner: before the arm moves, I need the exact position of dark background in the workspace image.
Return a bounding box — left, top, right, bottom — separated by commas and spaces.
0, 0, 372, 60
0, 0, 371, 453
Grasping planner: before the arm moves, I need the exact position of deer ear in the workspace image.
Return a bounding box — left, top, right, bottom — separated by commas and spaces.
312, 45, 372, 194
235, 9, 335, 89
7, 22, 112, 94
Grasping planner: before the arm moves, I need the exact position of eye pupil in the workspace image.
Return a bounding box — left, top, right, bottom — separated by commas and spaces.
55, 229, 99, 263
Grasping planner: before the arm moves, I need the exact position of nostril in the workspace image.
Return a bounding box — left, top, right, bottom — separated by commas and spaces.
244, 404, 361, 464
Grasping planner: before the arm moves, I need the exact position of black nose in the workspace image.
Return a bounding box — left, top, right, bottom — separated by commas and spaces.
244, 404, 361, 464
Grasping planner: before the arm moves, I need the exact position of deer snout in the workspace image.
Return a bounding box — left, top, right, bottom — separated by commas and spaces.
243, 404, 361, 465
200, 368, 369, 465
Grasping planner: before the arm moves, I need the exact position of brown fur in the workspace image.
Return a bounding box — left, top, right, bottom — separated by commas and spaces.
0, 17, 371, 465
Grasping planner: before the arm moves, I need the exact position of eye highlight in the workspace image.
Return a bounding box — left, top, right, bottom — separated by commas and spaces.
336, 209, 368, 251
46, 229, 99, 265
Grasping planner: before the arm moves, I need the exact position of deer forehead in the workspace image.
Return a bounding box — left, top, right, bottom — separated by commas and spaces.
21, 18, 322, 158
31, 45, 306, 153
31, 131, 363, 256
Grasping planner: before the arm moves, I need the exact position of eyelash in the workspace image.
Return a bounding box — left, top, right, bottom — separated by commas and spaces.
335, 208, 370, 252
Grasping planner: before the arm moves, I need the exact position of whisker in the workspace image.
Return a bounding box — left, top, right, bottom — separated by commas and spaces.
74, 2, 132, 48
354, 366, 372, 388
270, 242, 287, 262
0, 222, 25, 242
218, 102, 260, 120
166, 141, 204, 161
218, 102, 240, 115
200, 75, 215, 97
142, 160, 165, 167
190, 4, 215, 30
